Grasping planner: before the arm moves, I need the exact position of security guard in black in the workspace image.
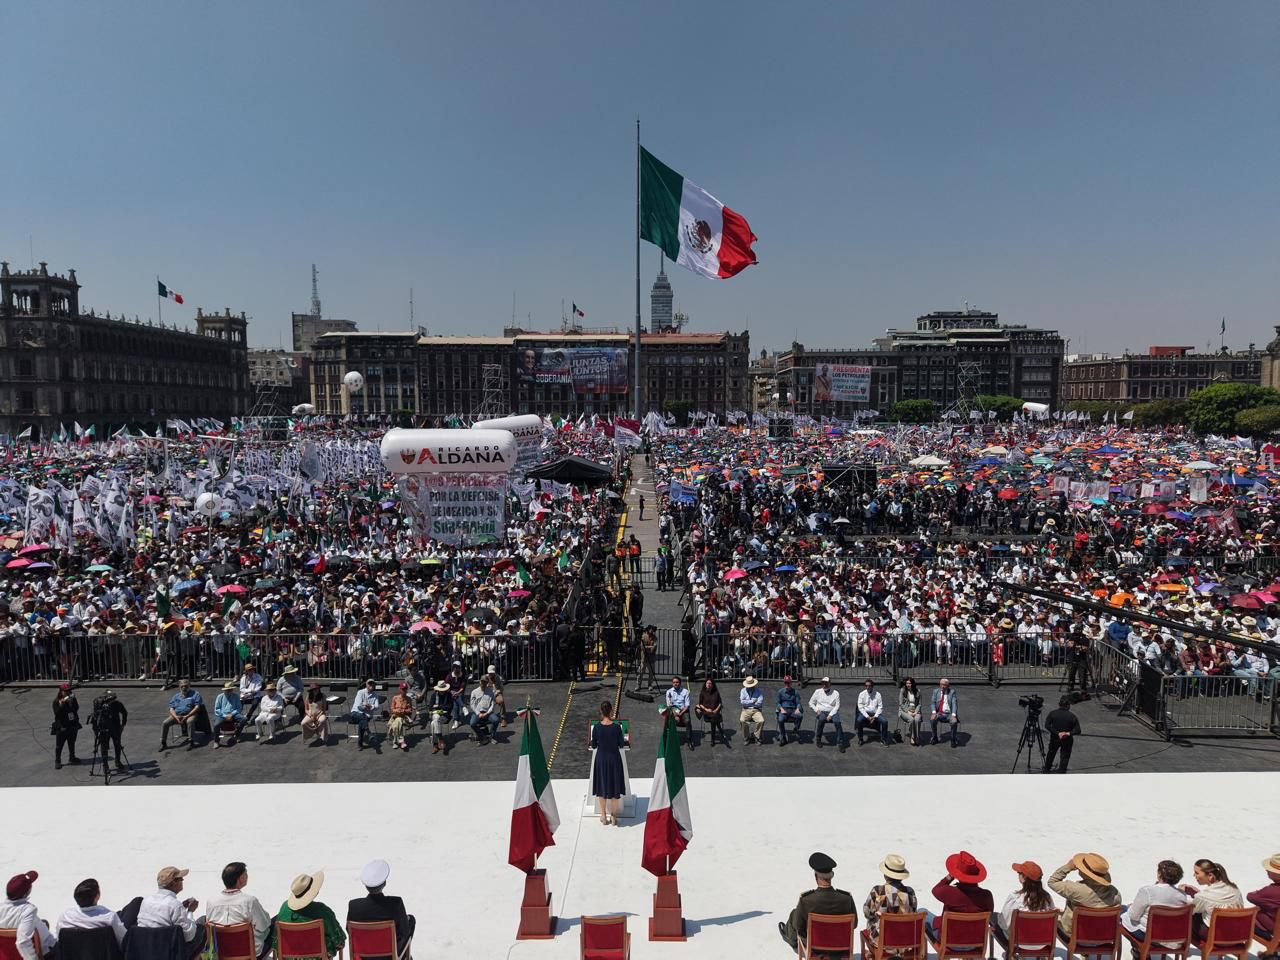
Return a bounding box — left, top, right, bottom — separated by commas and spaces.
780, 851, 857, 948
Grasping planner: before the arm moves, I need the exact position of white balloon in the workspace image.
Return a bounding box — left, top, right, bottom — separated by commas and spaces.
343, 371, 365, 394
291, 402, 316, 416
195, 492, 220, 516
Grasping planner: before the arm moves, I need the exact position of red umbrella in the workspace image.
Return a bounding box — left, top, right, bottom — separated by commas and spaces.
216, 584, 247, 595
5, 558, 31, 569
1229, 593, 1264, 610
1141, 504, 1167, 515
17, 544, 52, 556
724, 568, 748, 581
1250, 591, 1279, 604
998, 487, 1020, 500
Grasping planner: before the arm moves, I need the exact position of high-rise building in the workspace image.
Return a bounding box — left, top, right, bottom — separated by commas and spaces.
650, 261, 673, 333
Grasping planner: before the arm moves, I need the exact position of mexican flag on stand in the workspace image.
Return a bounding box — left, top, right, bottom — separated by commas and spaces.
508, 708, 559, 873
642, 708, 693, 876
640, 146, 758, 280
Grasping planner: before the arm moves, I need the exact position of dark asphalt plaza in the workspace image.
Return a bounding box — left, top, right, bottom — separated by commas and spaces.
3, 676, 1279, 788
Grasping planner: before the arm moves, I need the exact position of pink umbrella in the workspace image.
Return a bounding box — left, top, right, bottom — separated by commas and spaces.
724, 568, 748, 581
1250, 591, 1279, 604
5, 558, 31, 569
216, 584, 247, 595
410, 620, 443, 634
508, 589, 531, 598
142, 495, 164, 504
17, 544, 52, 556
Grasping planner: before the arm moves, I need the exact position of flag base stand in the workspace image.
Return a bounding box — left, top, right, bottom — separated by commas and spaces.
648, 871, 688, 941
515, 869, 556, 940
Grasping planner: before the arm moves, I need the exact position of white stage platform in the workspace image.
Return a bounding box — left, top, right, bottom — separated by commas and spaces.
2, 772, 1277, 958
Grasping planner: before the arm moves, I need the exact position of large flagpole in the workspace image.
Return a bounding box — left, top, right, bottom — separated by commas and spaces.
634, 118, 642, 421
156, 274, 163, 327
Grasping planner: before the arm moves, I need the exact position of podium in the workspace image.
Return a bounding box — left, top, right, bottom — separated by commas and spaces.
648, 871, 688, 941
515, 869, 556, 940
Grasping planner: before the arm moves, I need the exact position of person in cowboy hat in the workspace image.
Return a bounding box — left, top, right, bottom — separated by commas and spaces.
212, 681, 244, 748
427, 680, 452, 754
1247, 853, 1280, 944
863, 855, 917, 938
738, 675, 765, 744
274, 872, 343, 959
277, 665, 306, 724
779, 852, 857, 950
0, 870, 57, 960
1048, 853, 1121, 936
929, 851, 994, 940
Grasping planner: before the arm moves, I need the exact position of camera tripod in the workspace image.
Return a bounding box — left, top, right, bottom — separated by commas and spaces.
89, 731, 131, 786
1010, 708, 1046, 774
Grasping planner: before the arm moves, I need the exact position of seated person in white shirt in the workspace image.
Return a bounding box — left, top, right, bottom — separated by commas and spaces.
56, 878, 127, 948
352, 679, 382, 751
205, 862, 273, 960
0, 870, 56, 960
664, 676, 692, 744
1122, 860, 1192, 940
856, 678, 890, 746
253, 683, 285, 742
136, 866, 206, 959
238, 662, 265, 720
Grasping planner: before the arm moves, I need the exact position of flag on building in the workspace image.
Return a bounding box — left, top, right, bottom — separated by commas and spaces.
640, 146, 757, 280
157, 280, 184, 304
508, 708, 559, 873
642, 709, 693, 876
572, 302, 585, 318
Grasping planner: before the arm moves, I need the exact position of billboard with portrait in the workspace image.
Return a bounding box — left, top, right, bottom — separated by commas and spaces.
812, 363, 871, 403
515, 347, 629, 394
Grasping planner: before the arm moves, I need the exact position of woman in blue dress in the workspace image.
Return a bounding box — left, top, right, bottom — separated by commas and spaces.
591, 700, 626, 825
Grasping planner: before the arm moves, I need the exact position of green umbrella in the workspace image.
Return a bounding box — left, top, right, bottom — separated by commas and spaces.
253, 578, 280, 589
86, 563, 114, 572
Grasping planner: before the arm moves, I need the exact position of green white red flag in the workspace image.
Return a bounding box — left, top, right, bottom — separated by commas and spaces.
641, 709, 693, 876
640, 146, 758, 280
508, 708, 559, 873
157, 280, 184, 304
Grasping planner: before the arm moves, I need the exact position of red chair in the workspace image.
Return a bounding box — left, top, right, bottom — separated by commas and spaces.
796, 911, 856, 958
580, 915, 628, 960
1003, 909, 1060, 960
1, 929, 40, 960
347, 921, 401, 960
1194, 907, 1257, 960
1254, 919, 1280, 959
278, 919, 342, 960
211, 923, 256, 960
927, 911, 991, 960
860, 911, 927, 960
1058, 906, 1122, 960
1120, 904, 1193, 960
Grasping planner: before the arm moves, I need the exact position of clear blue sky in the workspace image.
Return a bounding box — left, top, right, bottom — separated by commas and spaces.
2, 1, 1277, 355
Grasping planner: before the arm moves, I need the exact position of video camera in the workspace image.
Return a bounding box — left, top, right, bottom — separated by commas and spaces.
1018, 694, 1044, 714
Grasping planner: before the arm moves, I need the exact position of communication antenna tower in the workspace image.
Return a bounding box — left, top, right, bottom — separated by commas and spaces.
945, 360, 984, 421
475, 362, 508, 419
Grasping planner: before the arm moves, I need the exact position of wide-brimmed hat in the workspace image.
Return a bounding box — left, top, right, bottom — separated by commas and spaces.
1261, 853, 1280, 875
287, 871, 325, 910
742, 676, 758, 688
1073, 852, 1111, 885
282, 665, 299, 675
433, 680, 450, 692
999, 618, 1015, 629
945, 851, 987, 884
879, 854, 909, 880
222, 681, 236, 691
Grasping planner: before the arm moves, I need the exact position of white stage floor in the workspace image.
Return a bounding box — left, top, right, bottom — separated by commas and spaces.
3, 772, 1277, 958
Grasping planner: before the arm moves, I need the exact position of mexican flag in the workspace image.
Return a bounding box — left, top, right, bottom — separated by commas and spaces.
508, 709, 559, 873
640, 146, 758, 280
157, 280, 184, 304
641, 709, 693, 876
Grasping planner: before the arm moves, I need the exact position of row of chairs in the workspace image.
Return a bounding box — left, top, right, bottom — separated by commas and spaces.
0, 918, 402, 960
806, 903, 1276, 960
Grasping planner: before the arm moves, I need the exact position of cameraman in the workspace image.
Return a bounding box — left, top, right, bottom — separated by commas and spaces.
1065, 624, 1094, 697
91, 690, 128, 772
1043, 695, 1080, 774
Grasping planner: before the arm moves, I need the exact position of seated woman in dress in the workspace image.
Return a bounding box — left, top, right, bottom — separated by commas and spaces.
898, 677, 923, 747
301, 684, 330, 745
696, 678, 725, 745
590, 701, 626, 825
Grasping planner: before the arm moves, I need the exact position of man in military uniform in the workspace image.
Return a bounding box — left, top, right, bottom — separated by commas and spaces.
779, 851, 857, 950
